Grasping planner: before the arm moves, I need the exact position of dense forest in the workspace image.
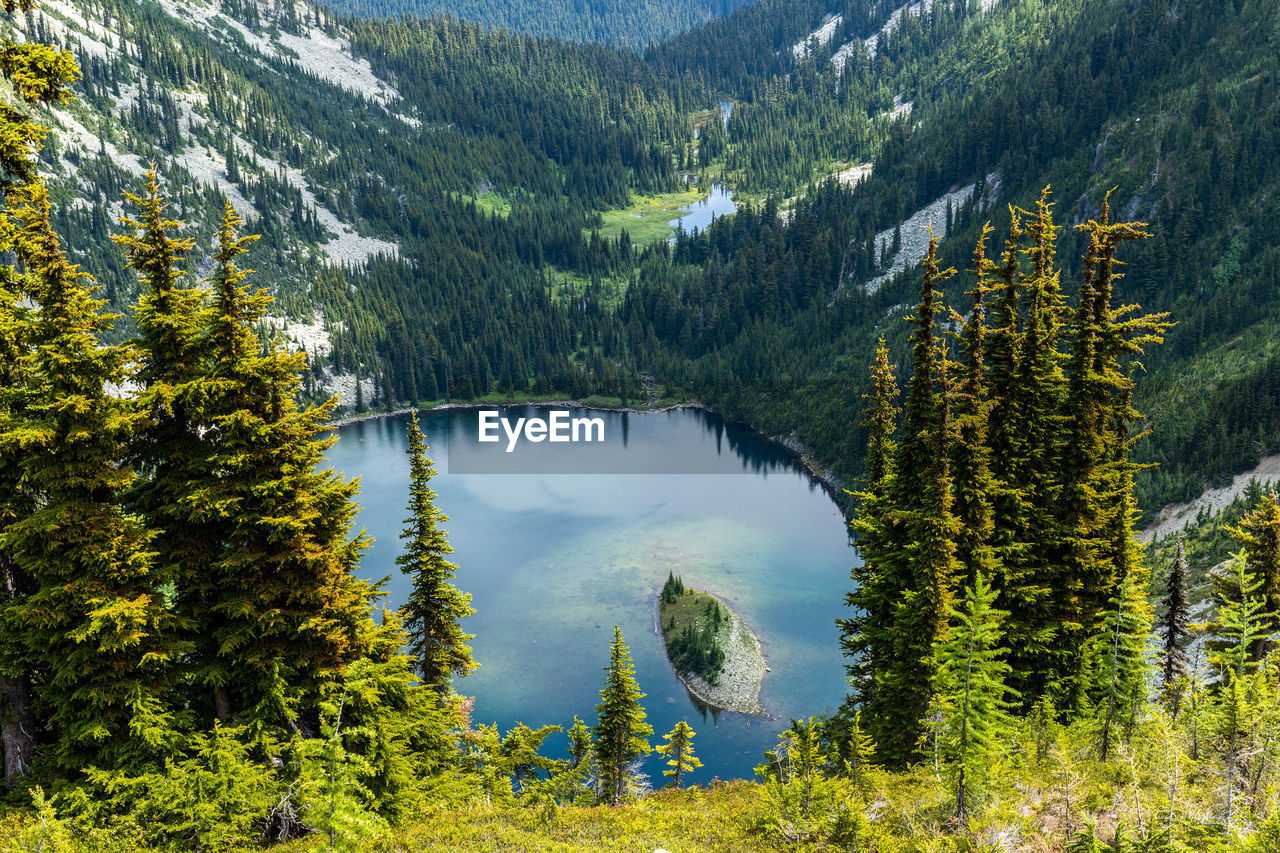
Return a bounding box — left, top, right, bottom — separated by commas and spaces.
322, 0, 754, 49
11, 0, 1280, 522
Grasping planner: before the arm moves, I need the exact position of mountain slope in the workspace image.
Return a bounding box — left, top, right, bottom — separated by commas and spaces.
319, 0, 755, 49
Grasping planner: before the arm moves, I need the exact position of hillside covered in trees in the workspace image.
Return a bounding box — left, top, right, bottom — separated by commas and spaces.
7, 0, 1280, 521
321, 0, 755, 49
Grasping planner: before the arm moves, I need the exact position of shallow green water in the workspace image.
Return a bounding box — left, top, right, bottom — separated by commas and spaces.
327, 406, 855, 782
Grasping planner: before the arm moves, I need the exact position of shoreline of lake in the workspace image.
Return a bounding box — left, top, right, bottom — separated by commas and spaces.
658, 588, 767, 717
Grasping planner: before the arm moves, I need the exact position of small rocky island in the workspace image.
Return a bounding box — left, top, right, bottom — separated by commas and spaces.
658, 573, 766, 716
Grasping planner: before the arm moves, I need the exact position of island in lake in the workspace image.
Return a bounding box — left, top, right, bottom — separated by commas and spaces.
658, 573, 767, 716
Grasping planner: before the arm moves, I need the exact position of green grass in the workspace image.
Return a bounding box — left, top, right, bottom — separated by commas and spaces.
544, 266, 630, 311
283, 782, 786, 852
590, 188, 706, 245
450, 189, 514, 218
660, 588, 724, 640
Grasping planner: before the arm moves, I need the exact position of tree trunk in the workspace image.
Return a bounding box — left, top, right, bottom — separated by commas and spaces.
0, 673, 36, 789
214, 685, 232, 720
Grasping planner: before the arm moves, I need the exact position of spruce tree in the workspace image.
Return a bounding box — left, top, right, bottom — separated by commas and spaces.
592, 626, 652, 804
950, 224, 1000, 591
926, 573, 1016, 820
190, 202, 377, 733
841, 337, 898, 713
876, 235, 961, 764
114, 170, 208, 602
1227, 493, 1280, 657
1061, 194, 1170, 711
1158, 537, 1191, 695
2, 185, 181, 772
397, 412, 476, 693
998, 190, 1067, 707
0, 7, 82, 787
655, 721, 700, 788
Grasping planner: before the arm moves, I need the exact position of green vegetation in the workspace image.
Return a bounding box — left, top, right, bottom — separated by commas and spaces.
321, 0, 755, 49
659, 572, 727, 685
592, 627, 653, 805
588, 187, 705, 245
844, 197, 1172, 764
655, 721, 701, 788
398, 413, 477, 693
8, 0, 1280, 849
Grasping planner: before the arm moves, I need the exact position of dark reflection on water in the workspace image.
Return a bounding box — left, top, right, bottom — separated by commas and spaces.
327, 407, 856, 782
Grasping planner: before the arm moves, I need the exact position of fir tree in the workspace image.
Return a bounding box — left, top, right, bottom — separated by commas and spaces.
999, 190, 1068, 708
875, 235, 961, 764
1062, 193, 1169, 711
841, 337, 901, 737
113, 170, 214, 712
189, 202, 377, 733
2, 185, 181, 772
655, 721, 700, 788
1159, 538, 1191, 696
0, 7, 82, 787
1227, 493, 1280, 658
949, 224, 999, 592
1090, 568, 1152, 761
397, 412, 476, 694
592, 626, 652, 804
926, 573, 1016, 820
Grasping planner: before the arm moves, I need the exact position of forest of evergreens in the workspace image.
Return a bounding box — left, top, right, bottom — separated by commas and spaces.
12, 0, 1280, 522
659, 573, 727, 684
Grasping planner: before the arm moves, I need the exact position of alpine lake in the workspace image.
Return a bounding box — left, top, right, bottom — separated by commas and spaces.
327, 406, 854, 782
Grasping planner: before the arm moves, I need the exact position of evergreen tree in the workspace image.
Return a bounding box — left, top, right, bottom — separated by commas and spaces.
998, 190, 1067, 708
926, 573, 1016, 820
0, 6, 82, 787
1062, 195, 1169, 711
840, 339, 901, 737
592, 626, 652, 804
189, 202, 377, 733
655, 721, 700, 788
397, 412, 476, 694
113, 170, 216, 712
950, 224, 999, 592
875, 235, 961, 764
1158, 537, 1191, 696
1227, 493, 1280, 657
1208, 554, 1270, 829
1090, 568, 1152, 761
2, 185, 181, 772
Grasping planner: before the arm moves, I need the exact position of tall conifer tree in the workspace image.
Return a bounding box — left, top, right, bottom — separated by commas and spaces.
842, 337, 899, 715
2, 186, 180, 772
115, 170, 209, 612
0, 4, 81, 786
1159, 537, 1192, 694
1000, 190, 1068, 705
874, 236, 960, 764
188, 203, 376, 732
950, 224, 999, 591
397, 413, 476, 693
593, 627, 652, 804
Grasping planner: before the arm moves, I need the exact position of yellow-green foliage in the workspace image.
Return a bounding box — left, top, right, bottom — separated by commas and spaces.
588, 188, 704, 245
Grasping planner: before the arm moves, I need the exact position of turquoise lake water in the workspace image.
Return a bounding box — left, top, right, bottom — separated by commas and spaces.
326, 406, 855, 782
